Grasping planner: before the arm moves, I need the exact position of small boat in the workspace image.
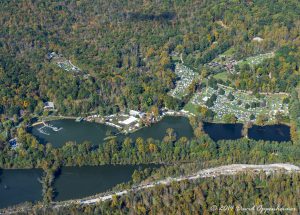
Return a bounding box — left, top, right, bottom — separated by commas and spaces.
53, 127, 62, 131
75, 117, 84, 122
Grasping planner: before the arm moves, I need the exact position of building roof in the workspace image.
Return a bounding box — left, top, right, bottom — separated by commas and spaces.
119, 116, 138, 125
252, 37, 263, 42
44, 102, 54, 109
129, 110, 140, 116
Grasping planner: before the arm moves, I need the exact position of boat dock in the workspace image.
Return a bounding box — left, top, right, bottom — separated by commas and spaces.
37, 121, 63, 135
75, 117, 84, 122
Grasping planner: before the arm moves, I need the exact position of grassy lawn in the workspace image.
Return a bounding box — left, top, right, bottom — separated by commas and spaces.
213, 72, 228, 81
184, 102, 199, 114
171, 55, 181, 62
220, 47, 235, 56
238, 52, 274, 67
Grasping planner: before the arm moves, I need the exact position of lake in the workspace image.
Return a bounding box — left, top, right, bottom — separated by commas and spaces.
54, 165, 156, 201
128, 116, 194, 141
248, 124, 291, 142
203, 122, 243, 141
31, 119, 119, 147
0, 169, 42, 209
31, 116, 194, 147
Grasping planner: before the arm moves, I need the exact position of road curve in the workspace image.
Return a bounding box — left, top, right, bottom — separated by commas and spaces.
57, 163, 300, 206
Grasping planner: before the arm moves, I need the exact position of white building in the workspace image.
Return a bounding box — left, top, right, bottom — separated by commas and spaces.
252, 37, 264, 42
119, 116, 138, 125
129, 110, 145, 118
44, 101, 54, 109
129, 110, 140, 116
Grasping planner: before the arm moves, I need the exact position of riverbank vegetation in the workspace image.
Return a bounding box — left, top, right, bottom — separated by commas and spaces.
0, 124, 299, 170
19, 172, 300, 214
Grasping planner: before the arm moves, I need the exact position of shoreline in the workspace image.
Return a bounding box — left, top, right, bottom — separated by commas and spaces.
29, 110, 291, 133
2, 163, 299, 213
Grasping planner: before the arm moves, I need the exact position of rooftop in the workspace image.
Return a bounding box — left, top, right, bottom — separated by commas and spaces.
119, 116, 138, 125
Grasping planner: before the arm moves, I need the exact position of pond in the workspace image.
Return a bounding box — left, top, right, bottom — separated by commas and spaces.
0, 169, 43, 209
53, 165, 156, 201
203, 122, 243, 141
128, 116, 194, 141
31, 116, 194, 147
248, 124, 291, 142
31, 119, 119, 147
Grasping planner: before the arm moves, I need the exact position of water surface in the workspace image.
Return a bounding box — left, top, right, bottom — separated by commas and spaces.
54, 165, 154, 201
0, 169, 42, 208
128, 116, 194, 141
203, 122, 243, 141
31, 119, 118, 147
248, 124, 290, 142
31, 116, 194, 147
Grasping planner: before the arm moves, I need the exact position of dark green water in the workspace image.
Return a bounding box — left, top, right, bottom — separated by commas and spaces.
31, 119, 119, 147
1, 165, 156, 208
203, 122, 243, 141
54, 165, 155, 201
31, 116, 194, 147
0, 169, 42, 209
248, 124, 290, 142
203, 122, 290, 142
128, 116, 194, 141
3, 117, 291, 208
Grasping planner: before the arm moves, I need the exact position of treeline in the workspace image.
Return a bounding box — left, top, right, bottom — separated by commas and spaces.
1, 126, 299, 169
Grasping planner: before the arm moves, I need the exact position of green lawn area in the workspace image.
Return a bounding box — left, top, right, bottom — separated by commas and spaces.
213, 72, 228, 81
237, 52, 274, 67
184, 102, 199, 114
221, 47, 235, 56
171, 55, 181, 62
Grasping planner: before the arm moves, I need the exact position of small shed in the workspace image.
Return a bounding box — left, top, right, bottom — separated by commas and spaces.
252, 37, 264, 42
44, 102, 54, 109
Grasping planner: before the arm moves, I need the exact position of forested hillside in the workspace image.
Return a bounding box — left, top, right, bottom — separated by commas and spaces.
1, 0, 300, 116
1, 1, 300, 213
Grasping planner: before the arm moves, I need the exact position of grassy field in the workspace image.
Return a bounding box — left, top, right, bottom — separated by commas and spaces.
213, 72, 228, 81
238, 52, 274, 67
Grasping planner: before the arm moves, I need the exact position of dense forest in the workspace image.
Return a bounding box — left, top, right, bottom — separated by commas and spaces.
1, 0, 300, 117
1, 0, 300, 212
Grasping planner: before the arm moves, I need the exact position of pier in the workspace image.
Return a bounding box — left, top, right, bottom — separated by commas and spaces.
37, 121, 63, 135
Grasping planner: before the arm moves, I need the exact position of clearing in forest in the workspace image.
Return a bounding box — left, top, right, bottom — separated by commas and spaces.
237, 52, 275, 67
169, 63, 199, 99
184, 84, 289, 122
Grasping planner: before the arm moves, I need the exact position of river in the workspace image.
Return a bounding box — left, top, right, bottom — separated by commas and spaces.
0, 165, 156, 209
54, 165, 155, 201
0, 169, 43, 209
